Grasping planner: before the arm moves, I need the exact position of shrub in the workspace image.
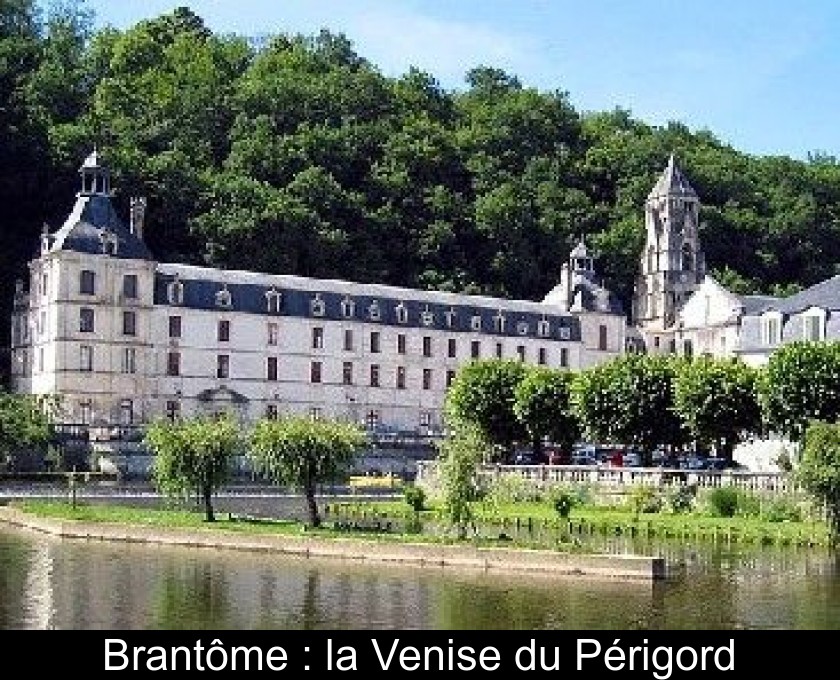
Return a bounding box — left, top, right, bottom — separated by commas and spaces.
665, 484, 696, 514
486, 474, 543, 505
762, 496, 803, 523
707, 487, 739, 517
404, 485, 426, 512
628, 485, 663, 515
548, 486, 579, 518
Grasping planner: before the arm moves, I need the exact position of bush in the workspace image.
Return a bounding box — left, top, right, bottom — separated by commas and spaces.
548, 486, 578, 518
762, 496, 803, 523
707, 487, 739, 517
404, 485, 426, 512
628, 485, 663, 515
486, 474, 544, 505
665, 484, 696, 514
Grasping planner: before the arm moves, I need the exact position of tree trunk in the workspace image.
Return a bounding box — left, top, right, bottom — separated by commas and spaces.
305, 483, 321, 528
203, 485, 215, 523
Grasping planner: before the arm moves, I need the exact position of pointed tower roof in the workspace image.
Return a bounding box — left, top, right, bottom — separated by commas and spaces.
570, 238, 590, 259
647, 154, 698, 200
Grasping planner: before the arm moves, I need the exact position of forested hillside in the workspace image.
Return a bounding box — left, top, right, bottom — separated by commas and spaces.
4, 2, 840, 377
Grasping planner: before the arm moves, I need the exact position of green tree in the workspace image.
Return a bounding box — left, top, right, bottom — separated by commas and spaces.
248, 416, 365, 527
674, 357, 762, 461
513, 366, 580, 458
145, 414, 240, 522
799, 421, 840, 542
445, 359, 527, 460
572, 355, 686, 465
760, 342, 840, 441
437, 425, 485, 538
0, 391, 52, 467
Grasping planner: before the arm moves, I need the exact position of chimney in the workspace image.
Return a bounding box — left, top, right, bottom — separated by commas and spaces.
130, 197, 147, 240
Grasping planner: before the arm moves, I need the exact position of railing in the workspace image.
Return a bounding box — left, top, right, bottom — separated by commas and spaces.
415, 462, 797, 494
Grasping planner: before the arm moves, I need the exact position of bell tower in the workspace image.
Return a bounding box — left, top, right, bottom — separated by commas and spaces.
633, 155, 705, 339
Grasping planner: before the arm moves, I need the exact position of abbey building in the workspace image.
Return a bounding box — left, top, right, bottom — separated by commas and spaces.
9, 152, 624, 430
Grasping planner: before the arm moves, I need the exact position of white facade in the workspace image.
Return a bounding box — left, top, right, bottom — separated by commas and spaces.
10, 153, 626, 432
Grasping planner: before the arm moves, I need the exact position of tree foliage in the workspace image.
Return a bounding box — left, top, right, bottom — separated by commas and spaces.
572, 355, 686, 464
799, 421, 840, 541
673, 357, 762, 460
445, 359, 527, 459
145, 414, 240, 522
248, 416, 365, 527
0, 391, 52, 465
760, 342, 840, 441
513, 366, 580, 457
437, 425, 485, 538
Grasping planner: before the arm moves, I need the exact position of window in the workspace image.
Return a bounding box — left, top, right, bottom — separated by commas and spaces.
266, 356, 278, 381
216, 354, 230, 379
120, 399, 134, 425
517, 345, 526, 362
368, 300, 381, 321
446, 370, 456, 387
395, 303, 408, 324
218, 319, 230, 342
166, 351, 180, 376
420, 411, 432, 427
265, 404, 278, 420
448, 338, 457, 358
681, 243, 693, 272
310, 361, 322, 383
121, 347, 136, 374
471, 315, 482, 331
559, 326, 571, 340
39, 311, 46, 336
444, 309, 457, 328
343, 329, 354, 351
804, 313, 823, 341
79, 270, 95, 295
370, 364, 380, 387
309, 407, 323, 421
517, 321, 529, 336
365, 410, 379, 429
265, 288, 282, 313
396, 366, 406, 389
493, 312, 506, 333
423, 369, 432, 390
598, 325, 608, 351
79, 308, 94, 333
537, 319, 550, 338
342, 361, 353, 385
312, 327, 324, 349
370, 331, 381, 353
397, 334, 407, 354
421, 307, 435, 326
80, 345, 93, 372
79, 400, 92, 425
41, 273, 48, 297
311, 294, 325, 317
122, 310, 136, 336
422, 336, 432, 357
471, 340, 481, 359
215, 286, 232, 308
683, 339, 693, 358
267, 322, 279, 346
538, 348, 547, 365
165, 400, 180, 422
341, 296, 355, 318
560, 347, 569, 368
167, 278, 184, 305
169, 315, 182, 339
495, 342, 503, 359
123, 274, 138, 299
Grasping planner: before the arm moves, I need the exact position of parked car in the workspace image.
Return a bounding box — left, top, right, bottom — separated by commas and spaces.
570, 451, 599, 466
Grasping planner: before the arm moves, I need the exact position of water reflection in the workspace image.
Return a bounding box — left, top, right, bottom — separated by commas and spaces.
0, 525, 838, 629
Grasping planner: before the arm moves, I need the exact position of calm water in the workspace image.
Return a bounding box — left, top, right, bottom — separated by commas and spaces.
1, 523, 839, 630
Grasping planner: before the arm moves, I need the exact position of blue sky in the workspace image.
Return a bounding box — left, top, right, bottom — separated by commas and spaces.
80, 0, 840, 160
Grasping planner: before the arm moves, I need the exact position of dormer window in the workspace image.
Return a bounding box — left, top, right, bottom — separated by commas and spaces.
492, 311, 506, 333
761, 311, 783, 346
368, 300, 381, 321
395, 302, 408, 324
215, 285, 232, 308
517, 320, 530, 336
802, 308, 825, 342
558, 326, 571, 340
310, 294, 325, 317
537, 318, 551, 338
167, 278, 184, 305
444, 308, 457, 328
471, 314, 482, 331
265, 287, 282, 314
421, 306, 435, 327
100, 231, 118, 256
340, 296, 355, 318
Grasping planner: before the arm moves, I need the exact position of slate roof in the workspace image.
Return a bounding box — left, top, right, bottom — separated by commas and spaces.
647, 155, 698, 201
570, 276, 625, 315
48, 193, 152, 260
738, 294, 781, 315
773, 275, 840, 314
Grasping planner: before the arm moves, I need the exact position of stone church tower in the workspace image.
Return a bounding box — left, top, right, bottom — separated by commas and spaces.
632, 155, 705, 350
